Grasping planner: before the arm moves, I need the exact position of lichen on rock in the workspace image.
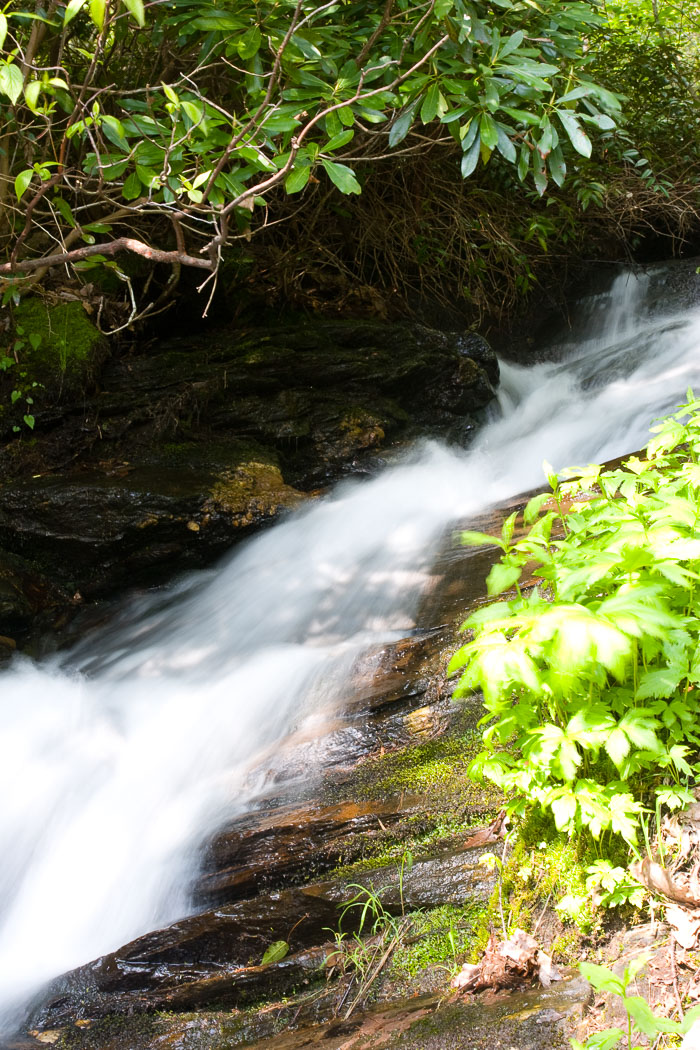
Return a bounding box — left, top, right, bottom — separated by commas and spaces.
206, 461, 305, 527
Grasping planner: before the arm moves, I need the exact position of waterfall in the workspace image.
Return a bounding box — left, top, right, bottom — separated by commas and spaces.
2, 265, 700, 1028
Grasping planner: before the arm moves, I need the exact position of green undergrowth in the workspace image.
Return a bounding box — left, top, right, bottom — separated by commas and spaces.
452, 393, 700, 915
476, 819, 609, 965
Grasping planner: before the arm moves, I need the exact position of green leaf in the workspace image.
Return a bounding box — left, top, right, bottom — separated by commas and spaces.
479, 112, 499, 152
421, 84, 440, 125
63, 0, 89, 25
501, 106, 541, 127
579, 962, 625, 996
0, 13, 8, 51
121, 0, 145, 27
461, 133, 481, 178
291, 33, 321, 59
182, 100, 203, 125
238, 26, 262, 60
498, 30, 524, 61
501, 511, 518, 546
324, 129, 354, 152
573, 1032, 624, 1050
635, 667, 684, 700
162, 82, 178, 105
496, 124, 516, 163
617, 709, 661, 753
556, 111, 592, 158
285, 165, 311, 194
389, 101, 419, 148
89, 0, 105, 29
53, 197, 76, 226
261, 939, 289, 965
460, 529, 503, 549
548, 146, 566, 188
486, 561, 521, 596
23, 414, 35, 429
122, 171, 142, 200
550, 791, 576, 829
321, 159, 361, 195
523, 492, 550, 525
24, 80, 41, 111
624, 996, 666, 1038
100, 115, 129, 151
604, 727, 630, 768
14, 169, 33, 202
135, 164, 159, 188
582, 112, 616, 131
0, 62, 24, 104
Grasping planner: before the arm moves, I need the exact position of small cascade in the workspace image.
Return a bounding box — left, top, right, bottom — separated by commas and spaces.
2, 266, 700, 1029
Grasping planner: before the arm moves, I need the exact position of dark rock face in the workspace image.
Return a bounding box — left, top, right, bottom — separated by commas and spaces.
0, 319, 497, 632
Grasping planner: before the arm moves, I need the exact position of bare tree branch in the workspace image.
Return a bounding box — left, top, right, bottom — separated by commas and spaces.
0, 237, 214, 275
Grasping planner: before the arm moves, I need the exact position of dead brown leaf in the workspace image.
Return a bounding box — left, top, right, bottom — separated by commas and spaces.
451, 929, 560, 994
665, 903, 700, 950
630, 856, 700, 908
463, 810, 508, 850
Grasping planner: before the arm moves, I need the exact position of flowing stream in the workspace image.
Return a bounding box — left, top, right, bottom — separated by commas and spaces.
2, 265, 700, 1029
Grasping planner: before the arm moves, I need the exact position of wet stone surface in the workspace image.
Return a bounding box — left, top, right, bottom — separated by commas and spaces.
7, 484, 584, 1050
0, 319, 498, 625
13, 974, 592, 1050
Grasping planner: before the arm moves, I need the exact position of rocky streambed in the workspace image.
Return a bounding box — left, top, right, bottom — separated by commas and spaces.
3, 490, 597, 1050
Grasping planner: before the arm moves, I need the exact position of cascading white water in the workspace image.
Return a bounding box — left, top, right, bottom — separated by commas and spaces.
2, 267, 700, 1029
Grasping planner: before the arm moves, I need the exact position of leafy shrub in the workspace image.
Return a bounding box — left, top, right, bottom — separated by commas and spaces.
451, 394, 700, 881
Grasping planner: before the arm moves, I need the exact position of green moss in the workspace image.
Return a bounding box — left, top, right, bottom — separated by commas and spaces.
206, 461, 305, 524
391, 902, 487, 981
324, 707, 503, 881
13, 297, 105, 395
473, 814, 604, 961
54, 1012, 159, 1050
350, 711, 487, 802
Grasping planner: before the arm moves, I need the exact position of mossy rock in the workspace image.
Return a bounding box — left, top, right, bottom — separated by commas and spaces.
12, 297, 106, 399
205, 460, 305, 527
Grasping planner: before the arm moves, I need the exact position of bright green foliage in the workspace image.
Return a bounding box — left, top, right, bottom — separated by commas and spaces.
0, 0, 619, 291
451, 395, 700, 877
572, 954, 700, 1049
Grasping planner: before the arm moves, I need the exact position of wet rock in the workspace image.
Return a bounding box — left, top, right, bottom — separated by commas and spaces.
32, 843, 496, 1024
0, 319, 496, 616
26, 973, 592, 1050
0, 447, 305, 598
233, 973, 592, 1050
0, 548, 73, 645
195, 797, 424, 906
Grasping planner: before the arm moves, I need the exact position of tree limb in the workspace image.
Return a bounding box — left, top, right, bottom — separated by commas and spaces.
0, 237, 214, 275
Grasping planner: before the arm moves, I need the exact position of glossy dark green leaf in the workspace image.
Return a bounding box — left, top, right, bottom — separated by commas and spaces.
557, 110, 592, 157
321, 159, 361, 194
460, 133, 481, 177
122, 171, 142, 199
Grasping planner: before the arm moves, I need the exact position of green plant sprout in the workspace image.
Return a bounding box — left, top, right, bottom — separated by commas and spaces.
2, 323, 41, 431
